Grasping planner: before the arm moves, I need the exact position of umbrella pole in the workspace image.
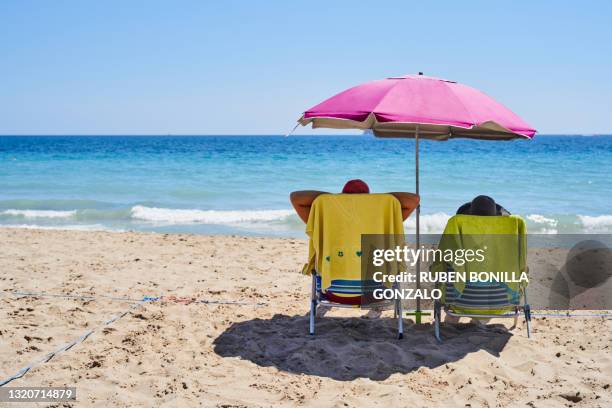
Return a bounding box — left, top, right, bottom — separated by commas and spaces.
405, 125, 430, 324
415, 125, 422, 324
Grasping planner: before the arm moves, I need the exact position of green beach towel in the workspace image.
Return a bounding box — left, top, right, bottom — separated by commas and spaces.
431, 215, 527, 315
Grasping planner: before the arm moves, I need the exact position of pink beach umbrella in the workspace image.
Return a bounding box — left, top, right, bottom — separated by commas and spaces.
293, 73, 536, 322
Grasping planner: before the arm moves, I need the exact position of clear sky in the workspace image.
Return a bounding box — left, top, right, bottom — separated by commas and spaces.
1, 1, 611, 135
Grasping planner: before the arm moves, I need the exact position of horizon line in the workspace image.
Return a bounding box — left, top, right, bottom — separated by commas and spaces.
1, 133, 610, 137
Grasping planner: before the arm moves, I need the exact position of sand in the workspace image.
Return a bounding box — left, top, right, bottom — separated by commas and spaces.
1, 228, 610, 407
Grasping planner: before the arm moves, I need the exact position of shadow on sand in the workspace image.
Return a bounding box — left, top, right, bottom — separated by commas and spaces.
213, 314, 511, 381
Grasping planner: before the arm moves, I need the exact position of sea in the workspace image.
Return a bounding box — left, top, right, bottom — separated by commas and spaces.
1, 135, 611, 237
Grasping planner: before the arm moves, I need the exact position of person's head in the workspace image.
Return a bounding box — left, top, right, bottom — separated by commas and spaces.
456, 196, 509, 216
342, 179, 370, 194
469, 195, 497, 216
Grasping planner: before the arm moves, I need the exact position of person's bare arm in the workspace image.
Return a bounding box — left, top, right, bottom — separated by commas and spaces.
290, 190, 328, 223
388, 192, 420, 221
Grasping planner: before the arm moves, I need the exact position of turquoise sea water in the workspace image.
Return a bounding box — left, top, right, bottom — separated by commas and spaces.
0, 135, 611, 237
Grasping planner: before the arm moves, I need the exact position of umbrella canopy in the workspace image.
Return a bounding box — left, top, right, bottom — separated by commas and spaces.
295, 73, 536, 323
298, 74, 536, 140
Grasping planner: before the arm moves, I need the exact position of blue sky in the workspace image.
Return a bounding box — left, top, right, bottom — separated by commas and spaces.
1, 1, 610, 135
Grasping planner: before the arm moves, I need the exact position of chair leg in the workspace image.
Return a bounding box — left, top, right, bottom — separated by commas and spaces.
523, 288, 531, 338
309, 273, 317, 336
434, 300, 442, 343
524, 304, 532, 338
396, 298, 404, 339
309, 299, 316, 335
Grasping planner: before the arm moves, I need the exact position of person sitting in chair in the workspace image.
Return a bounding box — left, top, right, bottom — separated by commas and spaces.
290, 179, 420, 223
291, 179, 418, 326
446, 195, 511, 326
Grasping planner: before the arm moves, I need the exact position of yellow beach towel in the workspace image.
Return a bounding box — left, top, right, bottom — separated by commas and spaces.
302, 193, 405, 297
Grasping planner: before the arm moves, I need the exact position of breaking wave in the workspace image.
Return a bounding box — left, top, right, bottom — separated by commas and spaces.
404, 212, 451, 233
129, 205, 294, 225
577, 215, 612, 232
527, 214, 558, 227
0, 223, 118, 232
1, 209, 77, 219
2, 205, 611, 235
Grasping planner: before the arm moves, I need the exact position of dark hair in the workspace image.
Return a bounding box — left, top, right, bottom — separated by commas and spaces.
470, 195, 497, 216
456, 195, 510, 216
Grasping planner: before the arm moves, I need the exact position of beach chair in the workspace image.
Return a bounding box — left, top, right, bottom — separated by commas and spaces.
432, 215, 531, 342
302, 193, 406, 339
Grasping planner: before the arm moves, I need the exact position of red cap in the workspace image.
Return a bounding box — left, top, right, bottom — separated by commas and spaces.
342, 179, 370, 194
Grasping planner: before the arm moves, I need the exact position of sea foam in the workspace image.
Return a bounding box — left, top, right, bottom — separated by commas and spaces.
130, 205, 294, 225
577, 215, 612, 232
527, 214, 558, 227
404, 212, 451, 233
526, 214, 559, 234
0, 223, 116, 232
1, 209, 77, 219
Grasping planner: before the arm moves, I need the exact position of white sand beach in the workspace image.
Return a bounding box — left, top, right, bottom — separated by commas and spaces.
1, 228, 611, 407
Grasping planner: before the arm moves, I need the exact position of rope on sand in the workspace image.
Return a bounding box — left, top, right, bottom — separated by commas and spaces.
164, 295, 266, 306
531, 312, 612, 317
4, 291, 267, 307
0, 292, 265, 386
0, 296, 158, 387
9, 290, 143, 303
